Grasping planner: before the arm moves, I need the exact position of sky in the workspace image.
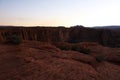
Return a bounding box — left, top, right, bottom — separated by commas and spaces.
0, 0, 120, 27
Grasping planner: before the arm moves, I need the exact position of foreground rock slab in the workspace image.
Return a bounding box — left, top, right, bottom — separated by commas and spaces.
0, 41, 119, 80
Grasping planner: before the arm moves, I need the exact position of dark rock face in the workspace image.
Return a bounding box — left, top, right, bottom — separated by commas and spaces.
68, 27, 101, 43
0, 27, 69, 43
0, 26, 120, 47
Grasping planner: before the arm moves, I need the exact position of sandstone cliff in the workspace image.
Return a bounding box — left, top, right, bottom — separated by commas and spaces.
0, 26, 120, 47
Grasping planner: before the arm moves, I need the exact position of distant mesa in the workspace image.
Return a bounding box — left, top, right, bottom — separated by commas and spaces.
94, 25, 120, 29
70, 25, 85, 28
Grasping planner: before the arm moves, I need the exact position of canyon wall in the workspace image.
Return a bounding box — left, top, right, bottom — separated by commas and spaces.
0, 26, 120, 47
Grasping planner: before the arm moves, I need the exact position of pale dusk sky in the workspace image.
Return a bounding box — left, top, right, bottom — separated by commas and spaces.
0, 0, 120, 27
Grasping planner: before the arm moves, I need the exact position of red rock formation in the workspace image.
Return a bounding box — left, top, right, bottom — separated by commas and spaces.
0, 41, 119, 80
0, 26, 120, 47
0, 27, 69, 43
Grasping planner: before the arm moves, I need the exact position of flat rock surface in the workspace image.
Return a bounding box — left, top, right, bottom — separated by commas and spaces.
0, 41, 119, 80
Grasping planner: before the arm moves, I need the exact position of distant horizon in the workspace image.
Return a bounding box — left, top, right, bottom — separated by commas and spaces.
1, 0, 120, 27
0, 24, 120, 28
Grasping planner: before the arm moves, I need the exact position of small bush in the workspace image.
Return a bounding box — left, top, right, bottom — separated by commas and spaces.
79, 47, 91, 54
57, 43, 91, 54
58, 45, 69, 50
71, 45, 78, 51
7, 35, 22, 45
96, 55, 105, 62
71, 45, 91, 54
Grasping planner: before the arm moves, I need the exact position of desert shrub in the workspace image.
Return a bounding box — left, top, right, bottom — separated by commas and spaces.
58, 45, 69, 50
77, 47, 91, 54
57, 43, 91, 54
71, 45, 78, 51
80, 48, 90, 54
71, 45, 91, 54
6, 35, 22, 45
96, 55, 105, 62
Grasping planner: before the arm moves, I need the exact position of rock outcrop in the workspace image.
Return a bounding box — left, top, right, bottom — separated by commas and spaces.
0, 41, 119, 80
0, 26, 120, 47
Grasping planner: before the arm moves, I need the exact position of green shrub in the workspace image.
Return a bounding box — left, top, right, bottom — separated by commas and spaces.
7, 35, 22, 45
96, 55, 105, 62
